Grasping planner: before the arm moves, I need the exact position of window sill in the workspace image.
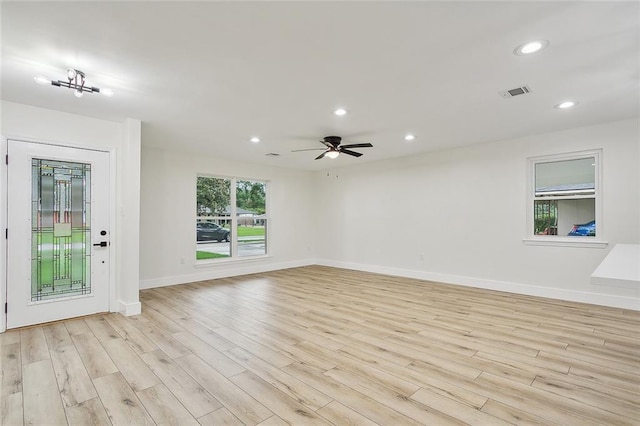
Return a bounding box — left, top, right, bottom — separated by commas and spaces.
523, 238, 608, 248
195, 254, 272, 268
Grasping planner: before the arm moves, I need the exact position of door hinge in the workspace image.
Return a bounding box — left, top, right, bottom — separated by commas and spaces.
4, 229, 6, 239
4, 303, 6, 314
5, 155, 7, 165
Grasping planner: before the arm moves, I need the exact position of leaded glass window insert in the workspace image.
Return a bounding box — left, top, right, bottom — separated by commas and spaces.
31, 159, 91, 301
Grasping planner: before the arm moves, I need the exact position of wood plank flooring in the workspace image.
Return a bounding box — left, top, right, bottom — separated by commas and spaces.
1, 265, 639, 425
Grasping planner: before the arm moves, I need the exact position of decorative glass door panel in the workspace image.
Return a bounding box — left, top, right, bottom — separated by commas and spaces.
7, 140, 110, 329
31, 159, 92, 301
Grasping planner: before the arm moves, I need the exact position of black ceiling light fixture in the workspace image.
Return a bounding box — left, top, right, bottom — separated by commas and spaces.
34, 68, 113, 98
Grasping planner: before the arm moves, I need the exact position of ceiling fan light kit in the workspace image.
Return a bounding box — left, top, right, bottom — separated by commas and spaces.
325, 150, 340, 159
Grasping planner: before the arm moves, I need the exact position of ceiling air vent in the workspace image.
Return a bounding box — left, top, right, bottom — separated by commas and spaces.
265, 153, 280, 157
499, 85, 532, 99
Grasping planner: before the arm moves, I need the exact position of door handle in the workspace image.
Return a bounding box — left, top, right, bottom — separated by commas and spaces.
93, 241, 108, 247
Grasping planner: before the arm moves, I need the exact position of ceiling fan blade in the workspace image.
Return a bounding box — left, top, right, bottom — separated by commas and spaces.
315, 151, 328, 160
340, 149, 363, 157
291, 148, 326, 152
340, 143, 373, 149
320, 140, 334, 148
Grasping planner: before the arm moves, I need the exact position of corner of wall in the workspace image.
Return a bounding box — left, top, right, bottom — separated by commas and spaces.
116, 118, 143, 308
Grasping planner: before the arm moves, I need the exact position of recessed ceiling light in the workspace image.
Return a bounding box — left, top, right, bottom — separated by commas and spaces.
250, 137, 261, 143
555, 101, 577, 109
404, 134, 415, 141
333, 108, 347, 116
513, 40, 549, 56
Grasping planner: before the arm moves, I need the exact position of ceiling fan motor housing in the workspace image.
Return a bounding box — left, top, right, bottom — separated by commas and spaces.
324, 136, 342, 147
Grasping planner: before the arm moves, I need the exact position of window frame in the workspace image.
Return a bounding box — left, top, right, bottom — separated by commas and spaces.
196, 174, 270, 263
524, 149, 607, 248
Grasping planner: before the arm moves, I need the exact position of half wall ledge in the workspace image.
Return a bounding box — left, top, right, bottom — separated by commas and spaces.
591, 244, 640, 293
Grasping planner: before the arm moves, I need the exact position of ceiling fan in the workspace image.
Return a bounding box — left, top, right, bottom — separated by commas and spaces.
292, 136, 373, 160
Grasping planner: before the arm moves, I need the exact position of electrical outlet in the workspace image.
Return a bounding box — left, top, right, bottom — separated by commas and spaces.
419, 253, 424, 261
180, 257, 185, 264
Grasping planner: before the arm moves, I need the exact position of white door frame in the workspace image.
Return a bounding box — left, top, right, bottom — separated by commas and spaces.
0, 135, 118, 332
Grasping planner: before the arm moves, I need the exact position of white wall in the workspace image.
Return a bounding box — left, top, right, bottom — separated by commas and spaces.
314, 118, 640, 309
138, 147, 315, 288
0, 101, 143, 325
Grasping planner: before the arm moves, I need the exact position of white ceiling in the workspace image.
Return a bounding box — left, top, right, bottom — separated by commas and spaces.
2, 1, 638, 171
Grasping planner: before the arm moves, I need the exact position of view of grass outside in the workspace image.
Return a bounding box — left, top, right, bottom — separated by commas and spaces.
196, 251, 229, 260
237, 226, 265, 237
211, 225, 265, 237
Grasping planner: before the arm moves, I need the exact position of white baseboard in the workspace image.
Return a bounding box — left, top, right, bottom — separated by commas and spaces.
118, 300, 142, 316
316, 259, 640, 311
139, 258, 315, 290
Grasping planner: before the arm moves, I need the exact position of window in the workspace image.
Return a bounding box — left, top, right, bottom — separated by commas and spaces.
235, 180, 267, 257
527, 150, 604, 246
196, 176, 267, 261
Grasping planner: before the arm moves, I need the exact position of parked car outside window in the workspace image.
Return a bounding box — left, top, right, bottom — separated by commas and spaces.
567, 220, 596, 236
197, 222, 230, 242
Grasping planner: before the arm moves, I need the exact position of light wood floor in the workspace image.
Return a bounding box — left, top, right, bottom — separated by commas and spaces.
2, 265, 639, 425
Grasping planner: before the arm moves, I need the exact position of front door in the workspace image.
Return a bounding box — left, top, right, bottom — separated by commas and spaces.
6, 140, 111, 329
